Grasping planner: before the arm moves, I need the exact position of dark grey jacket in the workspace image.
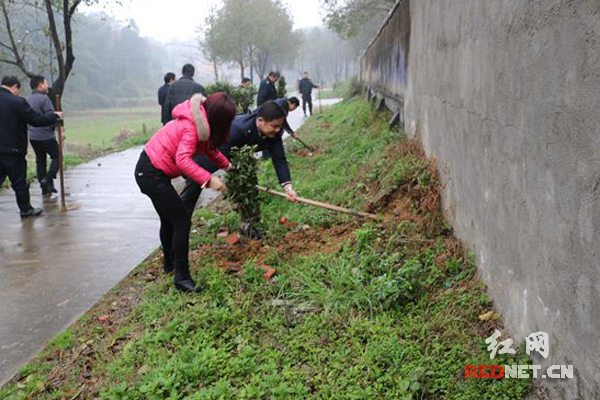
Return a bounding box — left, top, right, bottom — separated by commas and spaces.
27, 90, 56, 141
298, 78, 318, 98
164, 77, 206, 123
256, 78, 277, 106
0, 87, 57, 155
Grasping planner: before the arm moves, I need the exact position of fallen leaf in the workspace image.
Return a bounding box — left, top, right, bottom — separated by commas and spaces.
261, 264, 277, 281
225, 233, 240, 245
478, 311, 500, 321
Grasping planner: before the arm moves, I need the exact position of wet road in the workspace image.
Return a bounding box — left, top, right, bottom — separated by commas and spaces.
0, 97, 340, 386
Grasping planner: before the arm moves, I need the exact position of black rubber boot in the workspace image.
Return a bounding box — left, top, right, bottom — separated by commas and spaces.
16, 190, 44, 218
162, 247, 174, 274
173, 259, 204, 293
40, 178, 51, 197
46, 177, 57, 194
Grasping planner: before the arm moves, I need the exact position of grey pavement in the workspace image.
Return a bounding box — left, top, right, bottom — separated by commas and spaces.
0, 97, 341, 387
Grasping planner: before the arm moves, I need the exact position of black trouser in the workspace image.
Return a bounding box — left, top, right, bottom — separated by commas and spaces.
179, 154, 219, 217
0, 154, 34, 212
302, 94, 313, 115
0, 154, 29, 192
30, 139, 59, 184
135, 151, 191, 266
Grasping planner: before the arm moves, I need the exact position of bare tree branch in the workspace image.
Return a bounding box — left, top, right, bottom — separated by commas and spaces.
68, 0, 82, 19
0, 0, 33, 76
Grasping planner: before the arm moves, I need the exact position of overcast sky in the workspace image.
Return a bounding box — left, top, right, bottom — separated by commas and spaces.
83, 0, 324, 43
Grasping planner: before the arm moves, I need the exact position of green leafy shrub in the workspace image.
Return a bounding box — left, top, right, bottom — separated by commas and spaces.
277, 75, 287, 98
206, 81, 257, 113
225, 145, 261, 231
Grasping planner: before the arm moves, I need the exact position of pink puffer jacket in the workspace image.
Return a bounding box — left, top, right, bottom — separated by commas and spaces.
144, 94, 229, 186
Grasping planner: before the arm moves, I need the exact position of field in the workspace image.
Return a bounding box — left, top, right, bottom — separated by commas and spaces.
1, 98, 532, 399
65, 105, 161, 150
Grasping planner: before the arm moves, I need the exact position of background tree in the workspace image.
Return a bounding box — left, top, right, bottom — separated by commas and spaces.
0, 0, 120, 100
320, 0, 396, 39
198, 2, 223, 82
199, 0, 298, 82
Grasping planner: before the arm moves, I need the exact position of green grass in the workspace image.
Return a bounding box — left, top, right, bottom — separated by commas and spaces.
65, 105, 161, 149
0, 98, 531, 399
316, 80, 352, 100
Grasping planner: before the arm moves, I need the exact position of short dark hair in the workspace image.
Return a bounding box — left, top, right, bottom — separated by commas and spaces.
303, 71, 309, 75
268, 71, 280, 79
288, 96, 300, 107
30, 75, 46, 90
164, 72, 176, 83
2, 76, 21, 88
241, 77, 251, 84
257, 100, 285, 122
182, 64, 195, 78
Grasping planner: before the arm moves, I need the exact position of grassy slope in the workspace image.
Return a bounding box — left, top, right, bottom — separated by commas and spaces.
0, 98, 531, 399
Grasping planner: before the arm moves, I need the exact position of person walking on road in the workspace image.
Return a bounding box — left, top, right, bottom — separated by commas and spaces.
27, 75, 61, 197
179, 100, 299, 240
298, 71, 319, 116
163, 64, 207, 124
158, 72, 176, 125
135, 92, 236, 293
0, 76, 63, 217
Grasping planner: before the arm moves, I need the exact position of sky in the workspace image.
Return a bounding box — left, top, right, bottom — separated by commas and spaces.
83, 0, 324, 43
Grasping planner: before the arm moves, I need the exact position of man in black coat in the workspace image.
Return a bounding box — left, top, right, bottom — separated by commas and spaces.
158, 72, 175, 125
163, 64, 206, 123
0, 76, 62, 217
274, 97, 300, 137
256, 71, 280, 107
257, 71, 281, 159
298, 71, 319, 116
179, 100, 298, 238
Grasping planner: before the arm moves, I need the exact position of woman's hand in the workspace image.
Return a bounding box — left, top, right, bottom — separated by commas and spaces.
208, 176, 227, 192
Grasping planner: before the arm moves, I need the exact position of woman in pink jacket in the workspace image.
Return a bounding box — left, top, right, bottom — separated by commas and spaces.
135, 93, 235, 293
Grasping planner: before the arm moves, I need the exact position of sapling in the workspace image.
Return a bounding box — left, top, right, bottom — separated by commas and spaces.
225, 145, 261, 236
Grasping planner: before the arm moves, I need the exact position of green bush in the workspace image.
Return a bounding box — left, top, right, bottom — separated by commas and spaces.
206, 81, 257, 113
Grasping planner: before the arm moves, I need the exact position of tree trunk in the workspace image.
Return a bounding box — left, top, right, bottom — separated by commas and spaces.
249, 46, 254, 82
213, 59, 219, 81
239, 59, 245, 81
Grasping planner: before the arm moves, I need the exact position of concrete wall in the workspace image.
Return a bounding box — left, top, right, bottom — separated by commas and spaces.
362, 0, 600, 398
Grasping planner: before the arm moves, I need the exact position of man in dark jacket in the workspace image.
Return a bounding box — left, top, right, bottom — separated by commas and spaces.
0, 76, 62, 217
27, 75, 59, 197
163, 64, 206, 123
158, 72, 175, 125
274, 97, 300, 137
257, 71, 280, 159
298, 71, 319, 116
256, 71, 280, 107
179, 100, 298, 238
